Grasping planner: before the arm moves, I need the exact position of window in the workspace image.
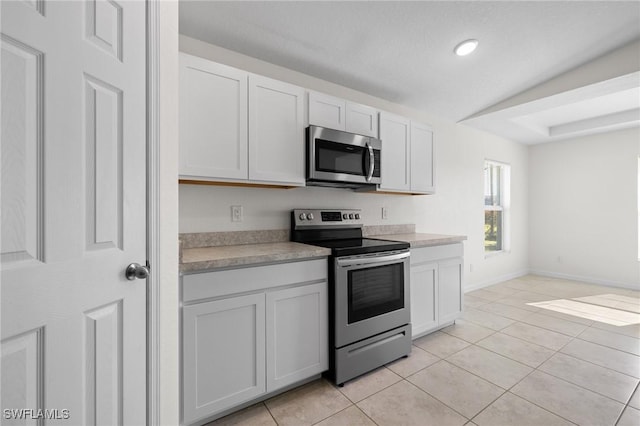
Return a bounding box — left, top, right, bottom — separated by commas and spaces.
484, 160, 510, 254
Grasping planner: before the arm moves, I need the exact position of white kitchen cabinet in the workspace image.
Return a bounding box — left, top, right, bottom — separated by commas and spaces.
309, 91, 379, 137
181, 259, 328, 425
266, 282, 328, 391
379, 112, 411, 191
345, 102, 379, 137
410, 244, 463, 339
308, 91, 346, 131
179, 52, 305, 186
410, 122, 435, 194
182, 293, 266, 425
438, 257, 464, 325
410, 262, 438, 337
249, 75, 305, 185
378, 112, 435, 194
179, 53, 248, 180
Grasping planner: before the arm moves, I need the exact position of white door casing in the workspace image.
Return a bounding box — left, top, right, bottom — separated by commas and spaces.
1, 1, 147, 425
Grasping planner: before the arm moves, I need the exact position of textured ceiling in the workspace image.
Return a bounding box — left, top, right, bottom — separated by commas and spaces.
179, 1, 640, 130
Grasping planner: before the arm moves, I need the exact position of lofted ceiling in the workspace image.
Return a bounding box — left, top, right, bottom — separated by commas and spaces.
179, 1, 640, 144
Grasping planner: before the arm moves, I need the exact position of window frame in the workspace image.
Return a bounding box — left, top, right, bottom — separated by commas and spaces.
484, 160, 511, 256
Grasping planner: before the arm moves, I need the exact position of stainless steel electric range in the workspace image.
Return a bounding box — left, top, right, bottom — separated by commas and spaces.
291, 208, 412, 385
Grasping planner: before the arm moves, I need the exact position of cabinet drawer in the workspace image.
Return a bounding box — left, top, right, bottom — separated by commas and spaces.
182, 258, 328, 303
410, 243, 463, 265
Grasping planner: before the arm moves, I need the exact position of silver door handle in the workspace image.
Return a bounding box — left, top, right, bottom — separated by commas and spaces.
366, 142, 375, 182
337, 251, 409, 267
125, 263, 150, 280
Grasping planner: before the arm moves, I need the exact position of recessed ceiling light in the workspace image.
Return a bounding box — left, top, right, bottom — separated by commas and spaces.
454, 39, 478, 56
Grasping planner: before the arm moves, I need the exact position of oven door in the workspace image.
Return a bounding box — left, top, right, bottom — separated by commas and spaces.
334, 250, 410, 348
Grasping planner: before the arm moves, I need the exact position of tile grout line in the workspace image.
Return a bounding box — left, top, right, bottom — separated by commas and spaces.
443, 308, 633, 424
615, 381, 640, 426
262, 401, 279, 426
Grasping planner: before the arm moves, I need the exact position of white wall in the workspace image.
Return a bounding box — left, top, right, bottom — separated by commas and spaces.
529, 127, 640, 289
178, 35, 530, 289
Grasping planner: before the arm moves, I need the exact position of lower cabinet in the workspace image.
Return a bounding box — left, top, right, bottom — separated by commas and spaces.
182, 293, 266, 423
410, 244, 463, 339
181, 260, 328, 425
266, 283, 328, 391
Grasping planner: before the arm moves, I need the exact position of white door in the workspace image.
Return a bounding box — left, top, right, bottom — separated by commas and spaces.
1, 1, 147, 425
379, 112, 410, 191
410, 122, 435, 193
182, 293, 266, 424
179, 53, 249, 181
410, 262, 438, 337
266, 282, 328, 392
248, 74, 305, 186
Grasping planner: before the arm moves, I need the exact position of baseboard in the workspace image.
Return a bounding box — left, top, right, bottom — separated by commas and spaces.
529, 269, 640, 291
464, 269, 529, 293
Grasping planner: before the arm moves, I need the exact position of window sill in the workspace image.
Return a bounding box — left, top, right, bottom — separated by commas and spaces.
484, 250, 509, 259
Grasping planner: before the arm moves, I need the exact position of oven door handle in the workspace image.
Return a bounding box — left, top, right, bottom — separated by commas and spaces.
336, 251, 409, 267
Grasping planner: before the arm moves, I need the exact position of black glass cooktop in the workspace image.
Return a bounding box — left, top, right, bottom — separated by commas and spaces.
307, 238, 409, 257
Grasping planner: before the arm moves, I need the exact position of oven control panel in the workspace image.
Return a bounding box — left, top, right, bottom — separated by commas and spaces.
293, 209, 362, 228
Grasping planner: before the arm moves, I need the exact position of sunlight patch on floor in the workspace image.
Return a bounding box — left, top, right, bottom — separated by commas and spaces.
528, 294, 640, 326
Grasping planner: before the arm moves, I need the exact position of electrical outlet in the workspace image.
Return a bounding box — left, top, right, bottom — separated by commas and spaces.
231, 205, 243, 222
381, 207, 388, 220
469, 264, 474, 273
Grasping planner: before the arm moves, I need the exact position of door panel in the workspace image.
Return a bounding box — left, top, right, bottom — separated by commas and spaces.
266, 283, 328, 391
439, 258, 464, 324
0, 34, 43, 265
179, 53, 248, 180
410, 263, 438, 337
182, 294, 266, 424
379, 112, 410, 191
1, 1, 147, 424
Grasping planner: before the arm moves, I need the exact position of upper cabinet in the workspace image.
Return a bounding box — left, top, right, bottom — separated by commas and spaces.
248, 75, 305, 185
179, 52, 305, 187
345, 102, 379, 137
178, 52, 434, 193
410, 122, 435, 194
379, 112, 435, 194
309, 91, 378, 137
179, 54, 248, 180
379, 112, 411, 192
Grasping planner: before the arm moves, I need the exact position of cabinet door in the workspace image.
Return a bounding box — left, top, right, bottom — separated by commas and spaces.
249, 75, 305, 185
438, 258, 463, 325
379, 112, 411, 191
410, 122, 435, 194
182, 293, 265, 424
346, 102, 378, 137
266, 282, 328, 392
179, 53, 248, 180
410, 262, 439, 338
308, 91, 346, 131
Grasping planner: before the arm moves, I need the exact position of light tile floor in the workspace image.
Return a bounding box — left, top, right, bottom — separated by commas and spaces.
207, 275, 640, 426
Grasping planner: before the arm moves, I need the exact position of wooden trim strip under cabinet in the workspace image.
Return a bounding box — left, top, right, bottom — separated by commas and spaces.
179, 179, 297, 189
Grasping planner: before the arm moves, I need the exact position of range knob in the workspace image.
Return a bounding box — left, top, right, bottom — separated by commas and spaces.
307, 213, 314, 220
299, 213, 307, 221
349, 213, 354, 219
355, 213, 360, 220
342, 213, 348, 220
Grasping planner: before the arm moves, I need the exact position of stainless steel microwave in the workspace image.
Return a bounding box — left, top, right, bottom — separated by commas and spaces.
306, 125, 381, 189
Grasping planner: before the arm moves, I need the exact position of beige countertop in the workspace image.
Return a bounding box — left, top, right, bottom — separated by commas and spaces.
178, 228, 465, 274
375, 233, 467, 248
180, 241, 331, 273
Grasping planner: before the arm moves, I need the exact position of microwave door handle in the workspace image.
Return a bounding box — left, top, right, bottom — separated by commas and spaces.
366, 142, 375, 182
